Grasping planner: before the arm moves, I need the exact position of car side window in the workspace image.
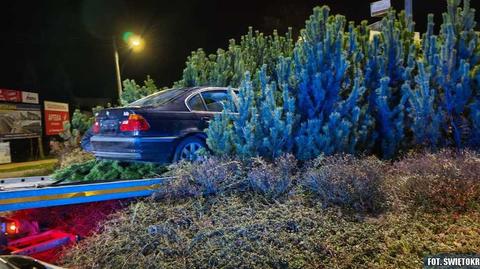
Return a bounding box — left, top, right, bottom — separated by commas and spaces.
188, 94, 206, 111
201, 91, 229, 112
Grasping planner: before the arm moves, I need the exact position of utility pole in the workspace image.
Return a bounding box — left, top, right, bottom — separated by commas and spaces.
113, 36, 122, 104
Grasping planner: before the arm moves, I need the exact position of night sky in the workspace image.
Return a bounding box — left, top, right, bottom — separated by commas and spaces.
1, 0, 479, 108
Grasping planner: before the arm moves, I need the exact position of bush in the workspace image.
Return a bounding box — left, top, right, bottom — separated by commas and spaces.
246, 154, 297, 200
121, 76, 163, 106
55, 148, 95, 169
51, 107, 104, 168
301, 155, 387, 214
164, 153, 388, 210
175, 27, 294, 89
392, 149, 480, 212
52, 160, 167, 182
51, 160, 97, 181
157, 156, 245, 199
157, 155, 297, 201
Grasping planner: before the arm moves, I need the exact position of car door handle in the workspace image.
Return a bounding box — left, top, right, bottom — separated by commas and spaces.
201, 116, 211, 121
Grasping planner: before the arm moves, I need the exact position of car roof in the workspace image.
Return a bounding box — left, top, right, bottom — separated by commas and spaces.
153, 86, 233, 104
180, 86, 232, 97
125, 86, 233, 110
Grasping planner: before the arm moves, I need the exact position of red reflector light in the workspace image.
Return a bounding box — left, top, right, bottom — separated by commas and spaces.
6, 221, 18, 234
92, 120, 100, 133
120, 114, 150, 132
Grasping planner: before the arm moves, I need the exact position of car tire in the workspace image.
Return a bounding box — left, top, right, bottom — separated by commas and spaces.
172, 136, 207, 162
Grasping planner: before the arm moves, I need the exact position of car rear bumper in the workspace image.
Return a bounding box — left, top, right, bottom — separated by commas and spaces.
92, 151, 142, 159
91, 135, 178, 163
90, 136, 178, 143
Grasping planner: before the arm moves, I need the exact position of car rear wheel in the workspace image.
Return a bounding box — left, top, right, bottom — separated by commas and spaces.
173, 136, 206, 162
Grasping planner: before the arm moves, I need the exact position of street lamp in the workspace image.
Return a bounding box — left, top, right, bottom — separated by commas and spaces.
113, 33, 145, 103
128, 35, 145, 52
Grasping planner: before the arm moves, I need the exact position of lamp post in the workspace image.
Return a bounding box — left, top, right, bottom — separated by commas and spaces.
113, 37, 122, 103
112, 33, 145, 104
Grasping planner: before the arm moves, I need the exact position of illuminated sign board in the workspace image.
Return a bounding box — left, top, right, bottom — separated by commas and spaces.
44, 101, 70, 136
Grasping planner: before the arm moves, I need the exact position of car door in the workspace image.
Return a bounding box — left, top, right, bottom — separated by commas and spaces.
186, 89, 233, 130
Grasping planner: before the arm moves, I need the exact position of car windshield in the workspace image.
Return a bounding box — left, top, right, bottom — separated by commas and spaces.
128, 89, 185, 107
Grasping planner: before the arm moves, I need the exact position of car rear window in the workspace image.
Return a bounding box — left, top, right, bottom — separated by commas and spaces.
129, 89, 185, 107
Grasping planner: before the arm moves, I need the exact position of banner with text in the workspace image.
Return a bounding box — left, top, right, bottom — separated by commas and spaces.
0, 89, 39, 104
44, 101, 70, 136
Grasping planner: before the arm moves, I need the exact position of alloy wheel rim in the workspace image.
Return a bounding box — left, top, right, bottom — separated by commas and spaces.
180, 142, 203, 161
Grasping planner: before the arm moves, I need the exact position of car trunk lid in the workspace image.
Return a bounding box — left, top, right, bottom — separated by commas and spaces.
94, 108, 136, 135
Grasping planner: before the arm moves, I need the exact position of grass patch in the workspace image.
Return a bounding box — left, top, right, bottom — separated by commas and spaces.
61, 194, 480, 269
0, 161, 57, 178
0, 162, 56, 174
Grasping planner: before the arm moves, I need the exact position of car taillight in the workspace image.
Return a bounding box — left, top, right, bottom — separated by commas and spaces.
120, 114, 150, 132
7, 222, 17, 234
3, 220, 18, 235
92, 120, 100, 134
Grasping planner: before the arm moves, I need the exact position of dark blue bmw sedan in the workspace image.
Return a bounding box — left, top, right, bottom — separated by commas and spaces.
89, 87, 235, 163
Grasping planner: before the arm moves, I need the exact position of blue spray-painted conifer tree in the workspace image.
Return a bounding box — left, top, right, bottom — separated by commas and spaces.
198, 0, 480, 160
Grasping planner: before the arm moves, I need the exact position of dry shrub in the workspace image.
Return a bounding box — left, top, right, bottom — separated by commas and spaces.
301, 155, 387, 214
157, 155, 297, 201
155, 156, 245, 199
246, 154, 298, 200
55, 147, 95, 169
392, 149, 480, 212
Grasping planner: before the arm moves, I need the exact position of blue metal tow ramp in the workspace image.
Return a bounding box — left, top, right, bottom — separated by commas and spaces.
0, 177, 169, 212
